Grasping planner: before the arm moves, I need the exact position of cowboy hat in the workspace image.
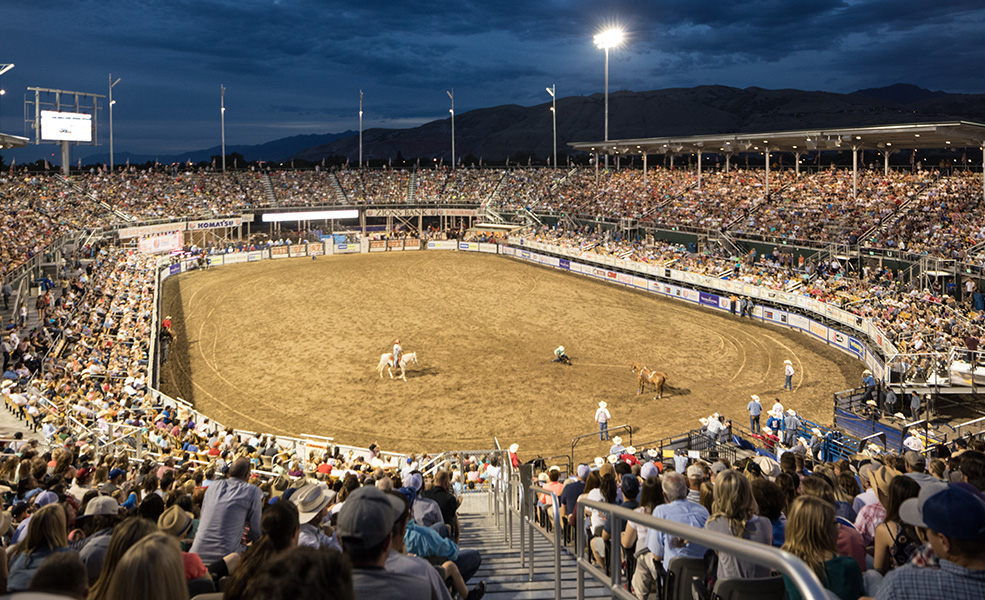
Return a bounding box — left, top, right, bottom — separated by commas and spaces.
783, 360, 792, 364
612, 436, 622, 446
594, 457, 604, 468
509, 443, 519, 453
158, 505, 194, 538
598, 401, 607, 408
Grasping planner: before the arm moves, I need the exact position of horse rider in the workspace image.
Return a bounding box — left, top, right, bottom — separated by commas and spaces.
553, 345, 568, 363
392, 338, 403, 368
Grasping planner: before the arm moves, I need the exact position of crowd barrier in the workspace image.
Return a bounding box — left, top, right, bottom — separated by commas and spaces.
504, 238, 889, 379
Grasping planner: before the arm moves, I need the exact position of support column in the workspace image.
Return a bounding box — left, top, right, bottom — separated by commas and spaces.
794, 152, 803, 177
669, 154, 675, 170
697, 150, 703, 191
883, 149, 895, 176
725, 153, 732, 174
852, 146, 859, 200
764, 147, 771, 197
642, 153, 648, 187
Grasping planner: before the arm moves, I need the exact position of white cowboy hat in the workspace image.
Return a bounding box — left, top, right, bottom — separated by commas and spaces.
598, 401, 607, 408
699, 417, 709, 425
509, 443, 519, 453
894, 412, 906, 419
786, 409, 796, 415
646, 448, 658, 458
607, 454, 619, 464
626, 446, 636, 454
798, 437, 809, 447
612, 436, 622, 446
811, 428, 822, 436
762, 426, 772, 434
862, 369, 872, 375
594, 456, 605, 468
750, 394, 760, 401
866, 400, 877, 406
783, 360, 792, 364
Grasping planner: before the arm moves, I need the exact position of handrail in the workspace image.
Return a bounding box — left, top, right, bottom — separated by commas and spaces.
570, 424, 633, 465
576, 499, 829, 600
525, 484, 562, 599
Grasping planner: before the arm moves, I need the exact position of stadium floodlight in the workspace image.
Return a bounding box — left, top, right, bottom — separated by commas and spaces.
220, 85, 226, 172
0, 64, 13, 77
447, 89, 455, 170
594, 28, 624, 169
109, 74, 121, 171
546, 85, 557, 168
359, 90, 363, 168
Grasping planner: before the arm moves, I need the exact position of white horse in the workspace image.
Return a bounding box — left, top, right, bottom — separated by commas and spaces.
376, 351, 419, 381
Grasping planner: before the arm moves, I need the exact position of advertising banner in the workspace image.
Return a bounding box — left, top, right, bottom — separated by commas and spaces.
207, 256, 223, 267
698, 291, 720, 308
335, 243, 360, 254
387, 239, 404, 250
458, 242, 480, 252
369, 240, 388, 252
307, 243, 325, 256
404, 239, 421, 251
186, 217, 243, 231
224, 252, 248, 264
479, 243, 498, 254
248, 251, 265, 262
270, 246, 289, 259
289, 244, 307, 257
138, 232, 183, 255
169, 264, 181, 276
427, 241, 457, 250
119, 222, 185, 239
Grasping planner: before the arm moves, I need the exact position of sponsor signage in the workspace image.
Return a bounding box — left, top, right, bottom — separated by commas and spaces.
169, 264, 181, 276
247, 251, 264, 262
289, 244, 307, 257
426, 240, 458, 250
137, 232, 183, 255
119, 222, 185, 239
698, 291, 719, 308
187, 218, 243, 230
559, 259, 570, 270
270, 246, 289, 258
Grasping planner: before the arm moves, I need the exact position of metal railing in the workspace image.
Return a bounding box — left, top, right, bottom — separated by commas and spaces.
576, 499, 829, 600
526, 484, 562, 599
570, 424, 633, 465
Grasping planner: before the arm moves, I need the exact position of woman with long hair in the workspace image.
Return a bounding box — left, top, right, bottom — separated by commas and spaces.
703, 469, 772, 579
781, 496, 863, 600
88, 516, 159, 600
104, 532, 189, 600
223, 501, 301, 600
7, 503, 69, 591
872, 475, 920, 574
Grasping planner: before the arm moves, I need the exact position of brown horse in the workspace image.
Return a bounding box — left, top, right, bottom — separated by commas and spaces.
630, 361, 668, 399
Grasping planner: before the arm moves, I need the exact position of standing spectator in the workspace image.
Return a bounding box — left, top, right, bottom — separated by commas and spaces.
189, 457, 263, 564
747, 395, 762, 434
2, 282, 11, 310
783, 360, 794, 391
965, 332, 979, 364
862, 369, 878, 403
595, 401, 611, 441
781, 496, 864, 600
909, 393, 922, 420
703, 470, 772, 579
785, 410, 802, 447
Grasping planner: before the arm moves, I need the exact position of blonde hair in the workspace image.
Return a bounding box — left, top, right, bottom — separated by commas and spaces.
781, 496, 837, 582
104, 533, 189, 600
708, 469, 758, 537
13, 503, 67, 556
89, 517, 159, 600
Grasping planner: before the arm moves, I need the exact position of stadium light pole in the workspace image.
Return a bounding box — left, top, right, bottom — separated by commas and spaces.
546, 84, 557, 168
108, 74, 121, 171
0, 64, 13, 133
220, 84, 226, 172
447, 89, 455, 170
594, 28, 623, 169
359, 89, 363, 168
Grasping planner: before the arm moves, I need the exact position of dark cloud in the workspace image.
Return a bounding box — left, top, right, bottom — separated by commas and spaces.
0, 0, 982, 155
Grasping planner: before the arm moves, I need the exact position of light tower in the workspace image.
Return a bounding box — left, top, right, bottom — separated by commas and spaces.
594, 28, 624, 169
108, 74, 121, 170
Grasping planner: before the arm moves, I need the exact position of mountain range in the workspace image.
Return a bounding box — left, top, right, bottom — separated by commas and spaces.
5, 84, 984, 166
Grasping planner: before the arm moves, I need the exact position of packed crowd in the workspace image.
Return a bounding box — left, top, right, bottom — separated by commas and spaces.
536, 429, 985, 600
522, 226, 985, 361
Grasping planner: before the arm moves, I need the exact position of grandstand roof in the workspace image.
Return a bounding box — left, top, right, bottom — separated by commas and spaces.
0, 132, 29, 151
569, 121, 985, 157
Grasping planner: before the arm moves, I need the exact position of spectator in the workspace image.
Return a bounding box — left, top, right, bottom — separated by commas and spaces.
781, 496, 864, 600
223, 500, 301, 600
76, 495, 122, 583
627, 475, 663, 600
104, 532, 188, 600
190, 457, 262, 564
703, 469, 772, 579
873, 475, 921, 575
337, 485, 431, 599
7, 503, 70, 591
876, 483, 985, 599
855, 465, 898, 546
158, 504, 210, 582
422, 470, 462, 542
27, 550, 89, 599
291, 483, 341, 551
88, 516, 159, 600
750, 478, 787, 548
242, 546, 354, 600
643, 471, 709, 572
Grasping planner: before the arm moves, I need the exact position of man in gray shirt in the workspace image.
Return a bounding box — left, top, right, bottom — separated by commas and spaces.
190, 457, 262, 564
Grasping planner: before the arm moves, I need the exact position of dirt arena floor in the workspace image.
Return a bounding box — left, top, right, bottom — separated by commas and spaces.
159, 251, 859, 460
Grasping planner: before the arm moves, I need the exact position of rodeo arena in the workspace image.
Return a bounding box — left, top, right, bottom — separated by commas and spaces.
4, 115, 985, 600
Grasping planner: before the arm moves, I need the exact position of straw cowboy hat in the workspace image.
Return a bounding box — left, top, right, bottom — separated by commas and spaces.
750, 394, 760, 402
292, 484, 338, 522
158, 505, 194, 538
870, 465, 900, 499
626, 446, 636, 455
607, 455, 619, 464
594, 457, 605, 468
598, 401, 607, 408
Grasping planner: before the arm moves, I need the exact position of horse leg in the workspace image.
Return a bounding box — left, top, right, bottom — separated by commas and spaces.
400, 366, 407, 381
387, 366, 394, 379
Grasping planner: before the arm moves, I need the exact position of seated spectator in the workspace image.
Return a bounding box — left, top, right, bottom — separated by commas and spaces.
158, 505, 209, 581
873, 475, 921, 575
27, 549, 88, 599
751, 478, 787, 548
782, 496, 864, 600
644, 471, 709, 572
876, 483, 985, 599
291, 483, 341, 551
88, 516, 158, 600
627, 475, 663, 600
104, 532, 188, 600
855, 465, 897, 546
800, 475, 866, 572
224, 501, 301, 600
7, 503, 71, 592
337, 485, 432, 599
241, 546, 354, 600
423, 470, 462, 542
76, 496, 122, 583
704, 469, 773, 579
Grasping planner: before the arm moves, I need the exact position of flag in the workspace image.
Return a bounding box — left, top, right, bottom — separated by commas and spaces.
910, 149, 916, 165
126, 158, 130, 168
291, 160, 294, 169
44, 159, 50, 170
8, 158, 13, 174
212, 158, 216, 169
235, 158, 238, 169
78, 158, 82, 169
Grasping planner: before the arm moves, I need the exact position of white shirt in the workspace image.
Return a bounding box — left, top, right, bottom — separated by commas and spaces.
595, 407, 611, 423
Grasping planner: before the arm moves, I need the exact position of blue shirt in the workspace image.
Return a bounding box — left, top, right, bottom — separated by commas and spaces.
189, 477, 263, 564
645, 499, 710, 569
404, 521, 459, 561
747, 401, 762, 416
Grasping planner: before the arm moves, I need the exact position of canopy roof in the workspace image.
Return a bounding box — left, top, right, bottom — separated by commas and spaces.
0, 132, 29, 151
569, 121, 985, 156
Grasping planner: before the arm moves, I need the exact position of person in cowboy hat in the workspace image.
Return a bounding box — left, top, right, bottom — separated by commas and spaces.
290, 483, 340, 551
391, 338, 403, 369
783, 359, 794, 391
595, 401, 611, 441
608, 436, 625, 456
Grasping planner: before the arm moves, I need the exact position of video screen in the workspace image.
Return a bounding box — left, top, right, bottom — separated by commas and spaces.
40, 110, 93, 142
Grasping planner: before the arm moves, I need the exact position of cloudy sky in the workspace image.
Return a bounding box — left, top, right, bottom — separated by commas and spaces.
2, 0, 984, 155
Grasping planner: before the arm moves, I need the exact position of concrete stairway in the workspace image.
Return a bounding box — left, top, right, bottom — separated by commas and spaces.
458, 500, 611, 599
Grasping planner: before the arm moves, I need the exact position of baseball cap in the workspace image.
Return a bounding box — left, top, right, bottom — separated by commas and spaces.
33, 491, 58, 508
576, 464, 590, 479
640, 462, 660, 479
82, 496, 120, 517
108, 468, 126, 480
710, 461, 729, 476
406, 472, 424, 492
900, 483, 985, 540
904, 451, 926, 471
337, 486, 406, 551
686, 464, 704, 479
621, 474, 640, 499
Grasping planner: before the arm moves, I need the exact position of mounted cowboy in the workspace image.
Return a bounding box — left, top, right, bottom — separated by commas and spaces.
391, 338, 403, 368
